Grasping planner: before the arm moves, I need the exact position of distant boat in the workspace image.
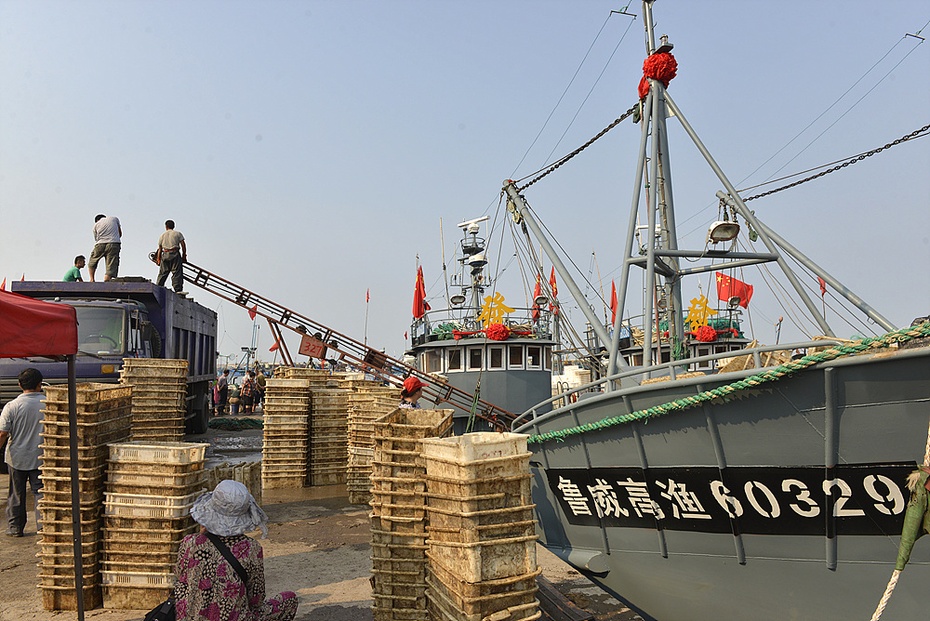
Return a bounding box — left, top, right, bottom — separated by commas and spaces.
501, 2, 930, 619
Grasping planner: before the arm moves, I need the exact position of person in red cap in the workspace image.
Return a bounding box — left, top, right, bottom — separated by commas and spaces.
399, 376, 425, 409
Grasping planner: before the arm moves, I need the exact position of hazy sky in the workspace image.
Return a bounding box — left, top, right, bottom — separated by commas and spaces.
2, 0, 928, 364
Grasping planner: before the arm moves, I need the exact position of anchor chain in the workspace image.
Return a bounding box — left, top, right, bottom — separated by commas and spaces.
744, 123, 930, 203
516, 104, 639, 192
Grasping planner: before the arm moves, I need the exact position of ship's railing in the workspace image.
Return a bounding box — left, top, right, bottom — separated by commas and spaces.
410, 306, 554, 346
512, 338, 844, 430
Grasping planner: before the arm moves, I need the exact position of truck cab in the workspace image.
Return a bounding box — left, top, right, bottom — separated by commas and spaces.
1, 279, 217, 433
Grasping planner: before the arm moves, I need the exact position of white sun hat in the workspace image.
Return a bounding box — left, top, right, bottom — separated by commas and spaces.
190, 480, 268, 538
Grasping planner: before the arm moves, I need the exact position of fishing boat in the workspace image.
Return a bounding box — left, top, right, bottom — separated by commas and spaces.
495, 2, 930, 619
408, 216, 557, 434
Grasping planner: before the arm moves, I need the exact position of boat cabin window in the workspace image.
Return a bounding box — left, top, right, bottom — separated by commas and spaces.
527, 345, 542, 369
543, 346, 552, 371
508, 345, 524, 369
421, 350, 442, 374
467, 348, 483, 371
447, 348, 462, 372
488, 346, 504, 370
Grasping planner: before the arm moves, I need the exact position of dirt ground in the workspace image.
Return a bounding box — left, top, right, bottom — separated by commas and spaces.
0, 482, 641, 621
0, 426, 641, 621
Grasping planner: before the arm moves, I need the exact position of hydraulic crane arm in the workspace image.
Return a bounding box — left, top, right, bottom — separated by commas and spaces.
182, 261, 513, 429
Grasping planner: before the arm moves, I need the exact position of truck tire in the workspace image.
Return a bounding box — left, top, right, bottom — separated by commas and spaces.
186, 394, 210, 435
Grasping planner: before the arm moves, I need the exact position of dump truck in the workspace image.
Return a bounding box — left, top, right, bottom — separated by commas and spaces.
0, 278, 217, 433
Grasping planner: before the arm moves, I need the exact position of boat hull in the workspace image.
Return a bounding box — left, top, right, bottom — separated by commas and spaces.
517, 347, 930, 621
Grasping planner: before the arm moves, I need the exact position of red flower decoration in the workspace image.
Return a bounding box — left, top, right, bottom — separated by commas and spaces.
485, 323, 511, 341
637, 52, 678, 99
695, 325, 718, 342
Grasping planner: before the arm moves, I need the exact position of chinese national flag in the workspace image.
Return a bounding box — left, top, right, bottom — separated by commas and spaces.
610, 281, 618, 323
0, 278, 5, 291
412, 266, 430, 319
715, 272, 753, 308
269, 340, 280, 352
531, 276, 542, 321
248, 304, 258, 320
549, 267, 559, 314
818, 276, 827, 297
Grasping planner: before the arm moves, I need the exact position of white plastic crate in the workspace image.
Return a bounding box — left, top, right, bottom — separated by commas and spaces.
108, 442, 208, 464
101, 570, 173, 587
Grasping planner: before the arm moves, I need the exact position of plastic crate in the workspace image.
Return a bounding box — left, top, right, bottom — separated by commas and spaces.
107, 460, 204, 476
41, 583, 103, 612
428, 534, 539, 583
422, 432, 527, 460
104, 515, 194, 531
422, 453, 532, 482
45, 383, 134, 404
102, 585, 172, 610
373, 409, 454, 439
108, 441, 208, 464
101, 570, 173, 587
426, 578, 540, 621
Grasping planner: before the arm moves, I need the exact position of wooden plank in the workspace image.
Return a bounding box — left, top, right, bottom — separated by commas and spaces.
537, 574, 595, 621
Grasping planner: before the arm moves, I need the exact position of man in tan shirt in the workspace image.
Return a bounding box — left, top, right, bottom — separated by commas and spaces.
155, 219, 187, 293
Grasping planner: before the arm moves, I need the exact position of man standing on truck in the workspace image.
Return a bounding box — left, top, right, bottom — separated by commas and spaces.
155, 219, 187, 293
88, 214, 122, 282
0, 368, 45, 537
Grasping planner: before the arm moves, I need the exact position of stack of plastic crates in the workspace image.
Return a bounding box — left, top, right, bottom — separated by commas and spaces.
421, 433, 540, 621
120, 359, 188, 442
369, 408, 453, 621
101, 441, 208, 609
346, 386, 400, 505
262, 378, 312, 490
308, 388, 349, 486
37, 383, 133, 611
273, 366, 342, 389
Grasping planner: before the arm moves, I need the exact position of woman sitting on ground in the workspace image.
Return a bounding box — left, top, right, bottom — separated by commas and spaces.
174, 480, 298, 621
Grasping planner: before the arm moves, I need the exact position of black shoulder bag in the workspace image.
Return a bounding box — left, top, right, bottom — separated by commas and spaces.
205, 532, 250, 586
143, 534, 250, 621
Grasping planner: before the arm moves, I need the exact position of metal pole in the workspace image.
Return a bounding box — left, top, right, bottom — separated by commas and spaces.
66, 355, 86, 621
746, 213, 895, 331
663, 91, 834, 336
608, 94, 653, 377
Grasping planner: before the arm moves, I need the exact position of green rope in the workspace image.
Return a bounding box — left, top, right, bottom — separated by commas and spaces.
527, 322, 930, 445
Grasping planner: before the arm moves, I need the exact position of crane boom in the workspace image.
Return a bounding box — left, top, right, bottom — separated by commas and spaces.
181, 261, 513, 429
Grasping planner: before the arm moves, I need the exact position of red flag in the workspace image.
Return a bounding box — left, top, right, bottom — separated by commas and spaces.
412, 266, 430, 318
818, 277, 827, 297
366, 288, 370, 303
610, 281, 618, 324
531, 276, 542, 321
248, 304, 258, 320
20, 274, 25, 281
269, 340, 280, 352
0, 278, 5, 291
549, 267, 558, 314
715, 272, 753, 308
404, 331, 408, 340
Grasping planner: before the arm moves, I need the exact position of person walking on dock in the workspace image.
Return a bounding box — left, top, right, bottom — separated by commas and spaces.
88, 214, 122, 282
0, 368, 45, 537
155, 219, 187, 293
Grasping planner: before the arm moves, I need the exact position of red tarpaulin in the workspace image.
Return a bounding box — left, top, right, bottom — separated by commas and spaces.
0, 289, 78, 357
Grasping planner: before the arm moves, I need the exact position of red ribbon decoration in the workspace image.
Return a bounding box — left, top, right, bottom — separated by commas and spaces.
638, 52, 678, 99
485, 323, 511, 341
